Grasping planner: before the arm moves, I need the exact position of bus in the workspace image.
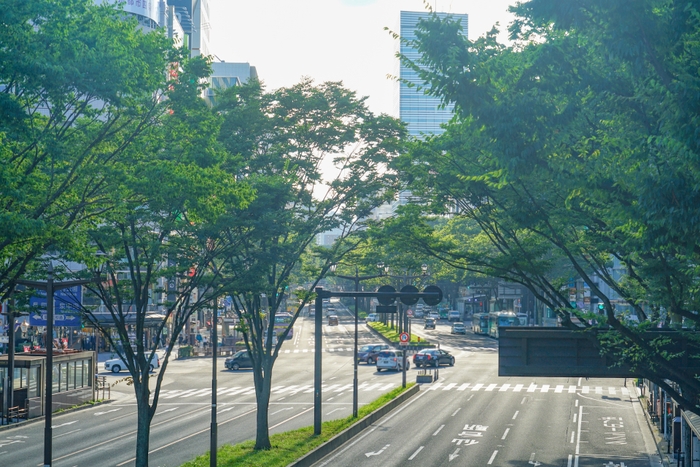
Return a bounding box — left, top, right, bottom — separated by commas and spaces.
274, 312, 294, 340
471, 313, 490, 335
488, 311, 520, 339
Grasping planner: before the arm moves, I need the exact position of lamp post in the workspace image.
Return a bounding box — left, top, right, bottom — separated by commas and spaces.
210, 302, 218, 467
16, 264, 97, 467
329, 262, 385, 418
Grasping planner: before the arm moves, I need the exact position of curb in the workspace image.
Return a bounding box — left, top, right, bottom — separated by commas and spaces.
365, 323, 435, 350
633, 382, 669, 467
286, 384, 420, 467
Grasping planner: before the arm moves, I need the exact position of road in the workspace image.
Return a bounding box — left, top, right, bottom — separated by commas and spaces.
313, 319, 660, 467
0, 309, 660, 467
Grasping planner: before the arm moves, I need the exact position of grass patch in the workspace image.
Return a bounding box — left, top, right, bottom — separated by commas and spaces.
181, 384, 414, 467
367, 322, 432, 345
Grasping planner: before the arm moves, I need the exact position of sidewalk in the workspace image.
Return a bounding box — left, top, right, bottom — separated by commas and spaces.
632, 381, 672, 467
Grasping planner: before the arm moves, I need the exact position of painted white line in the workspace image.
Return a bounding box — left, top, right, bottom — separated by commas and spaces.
567, 454, 573, 467
521, 397, 527, 404
513, 384, 523, 392
575, 400, 579, 407
457, 383, 470, 391
527, 383, 537, 392
408, 446, 424, 460
578, 377, 582, 386
570, 431, 575, 443
575, 402, 583, 466
485, 383, 498, 392
502, 428, 510, 440
487, 450, 498, 465
443, 383, 457, 391
471, 383, 483, 391
595, 387, 603, 394
451, 408, 461, 417
608, 387, 616, 395
555, 385, 564, 393
582, 386, 589, 394
568, 385, 577, 393
540, 384, 550, 393
433, 424, 445, 436
426, 382, 444, 391
573, 413, 577, 423
499, 384, 510, 392
512, 411, 519, 420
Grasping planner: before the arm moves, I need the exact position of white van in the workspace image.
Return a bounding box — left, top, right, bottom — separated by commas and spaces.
448, 310, 461, 322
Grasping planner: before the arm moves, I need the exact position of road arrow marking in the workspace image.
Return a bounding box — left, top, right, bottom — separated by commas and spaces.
365, 444, 390, 457
529, 452, 541, 466
218, 407, 234, 413
94, 408, 121, 416
52, 421, 78, 428
449, 448, 460, 461
271, 407, 294, 416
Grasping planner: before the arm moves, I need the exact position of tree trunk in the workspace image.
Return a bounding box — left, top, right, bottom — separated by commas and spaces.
254, 366, 272, 450
134, 380, 152, 467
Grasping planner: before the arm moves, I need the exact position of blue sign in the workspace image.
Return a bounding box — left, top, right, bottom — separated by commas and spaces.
29, 286, 83, 327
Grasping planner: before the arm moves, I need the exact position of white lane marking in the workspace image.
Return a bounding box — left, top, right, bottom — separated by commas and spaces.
54, 429, 81, 438
608, 387, 616, 395
365, 444, 390, 458
568, 385, 577, 393
575, 402, 583, 466
433, 424, 445, 436
485, 384, 497, 391
499, 384, 510, 392
271, 407, 294, 415
502, 428, 510, 440
513, 384, 523, 392
471, 383, 483, 391
426, 382, 444, 391
457, 383, 470, 391
573, 413, 577, 423
578, 377, 582, 386
487, 450, 498, 465
52, 421, 78, 428
449, 448, 460, 461
408, 446, 424, 461
575, 400, 579, 407
527, 383, 537, 392
512, 411, 519, 420
595, 387, 603, 394
529, 452, 541, 466
326, 408, 343, 415
218, 407, 234, 413
451, 408, 461, 417
159, 408, 177, 414
582, 386, 589, 394
567, 454, 573, 467
94, 408, 121, 416
521, 397, 527, 404
540, 384, 550, 393
570, 431, 575, 443
443, 383, 457, 391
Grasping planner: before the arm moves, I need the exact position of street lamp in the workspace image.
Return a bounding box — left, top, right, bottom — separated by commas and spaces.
16, 264, 97, 467
329, 262, 385, 418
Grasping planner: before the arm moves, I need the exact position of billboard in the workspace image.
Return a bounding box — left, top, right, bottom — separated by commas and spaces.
29, 286, 83, 327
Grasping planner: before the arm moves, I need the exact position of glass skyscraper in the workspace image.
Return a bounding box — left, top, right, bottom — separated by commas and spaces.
399, 10, 468, 138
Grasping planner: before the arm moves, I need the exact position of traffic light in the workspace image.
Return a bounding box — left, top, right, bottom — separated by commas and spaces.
598, 303, 604, 311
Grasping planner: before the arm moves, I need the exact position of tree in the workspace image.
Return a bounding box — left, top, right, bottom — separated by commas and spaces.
392, 2, 700, 414
73, 54, 252, 467
0, 0, 182, 299
213, 78, 405, 449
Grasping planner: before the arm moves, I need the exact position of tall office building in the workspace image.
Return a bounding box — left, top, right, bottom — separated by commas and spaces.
205, 62, 258, 106
398, 10, 468, 138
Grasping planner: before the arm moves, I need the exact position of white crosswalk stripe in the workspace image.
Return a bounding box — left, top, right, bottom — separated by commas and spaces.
157, 383, 635, 400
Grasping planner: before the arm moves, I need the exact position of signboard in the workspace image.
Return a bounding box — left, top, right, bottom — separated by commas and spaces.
399, 332, 409, 344
29, 286, 83, 327
406, 309, 413, 317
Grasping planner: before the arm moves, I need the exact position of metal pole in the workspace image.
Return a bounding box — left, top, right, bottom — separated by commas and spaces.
353, 268, 359, 418
44, 265, 54, 467
5, 293, 15, 424
314, 288, 323, 435
210, 306, 217, 467
400, 302, 406, 388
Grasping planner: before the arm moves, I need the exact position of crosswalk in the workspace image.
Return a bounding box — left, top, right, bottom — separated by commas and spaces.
277, 346, 497, 354
155, 382, 641, 400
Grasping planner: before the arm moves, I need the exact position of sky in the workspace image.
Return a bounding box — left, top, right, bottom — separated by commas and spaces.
208, 0, 518, 117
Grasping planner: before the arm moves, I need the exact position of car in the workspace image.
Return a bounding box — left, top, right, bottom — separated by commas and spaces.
451, 322, 467, 334
412, 349, 455, 368
413, 310, 424, 318
357, 343, 390, 364
448, 310, 461, 322
105, 352, 160, 373
225, 350, 253, 370
366, 313, 379, 323
428, 312, 440, 321
328, 315, 339, 326
376, 350, 406, 371
424, 317, 436, 329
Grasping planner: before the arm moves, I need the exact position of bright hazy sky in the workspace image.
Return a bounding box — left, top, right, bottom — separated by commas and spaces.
208, 0, 517, 116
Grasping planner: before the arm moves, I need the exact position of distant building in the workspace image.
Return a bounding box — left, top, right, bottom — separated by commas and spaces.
206, 61, 258, 106
398, 10, 468, 138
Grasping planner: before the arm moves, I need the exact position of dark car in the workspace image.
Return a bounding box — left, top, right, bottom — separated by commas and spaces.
328, 315, 339, 326
413, 349, 455, 368
225, 350, 253, 370
356, 343, 390, 364
424, 318, 436, 330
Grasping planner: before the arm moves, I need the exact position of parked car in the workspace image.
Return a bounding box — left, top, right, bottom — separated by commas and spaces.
105, 353, 160, 373
366, 313, 379, 323
328, 315, 339, 326
451, 322, 467, 334
225, 350, 253, 370
424, 318, 436, 329
377, 350, 406, 371
448, 310, 461, 322
413, 349, 455, 368
357, 343, 390, 364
